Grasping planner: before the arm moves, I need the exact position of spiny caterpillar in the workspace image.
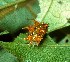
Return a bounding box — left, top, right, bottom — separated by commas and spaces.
22, 20, 48, 46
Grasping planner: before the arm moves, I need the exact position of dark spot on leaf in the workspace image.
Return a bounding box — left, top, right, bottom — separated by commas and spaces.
58, 1, 63, 5
65, 39, 68, 43
67, 18, 70, 23
0, 46, 3, 50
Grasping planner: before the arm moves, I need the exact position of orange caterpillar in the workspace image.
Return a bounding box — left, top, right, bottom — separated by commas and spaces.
22, 20, 48, 46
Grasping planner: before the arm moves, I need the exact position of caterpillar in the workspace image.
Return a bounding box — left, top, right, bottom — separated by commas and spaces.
22, 20, 48, 46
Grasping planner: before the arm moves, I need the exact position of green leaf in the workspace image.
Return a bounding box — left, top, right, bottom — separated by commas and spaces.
0, 30, 9, 35
0, 48, 18, 62
0, 0, 40, 33
0, 0, 26, 9
36, 0, 70, 33
0, 0, 70, 62
0, 33, 70, 62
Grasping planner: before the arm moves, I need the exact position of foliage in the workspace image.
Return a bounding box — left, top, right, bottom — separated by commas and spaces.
0, 0, 70, 62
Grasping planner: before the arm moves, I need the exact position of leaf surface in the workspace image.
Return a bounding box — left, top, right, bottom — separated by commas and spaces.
0, 0, 70, 62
